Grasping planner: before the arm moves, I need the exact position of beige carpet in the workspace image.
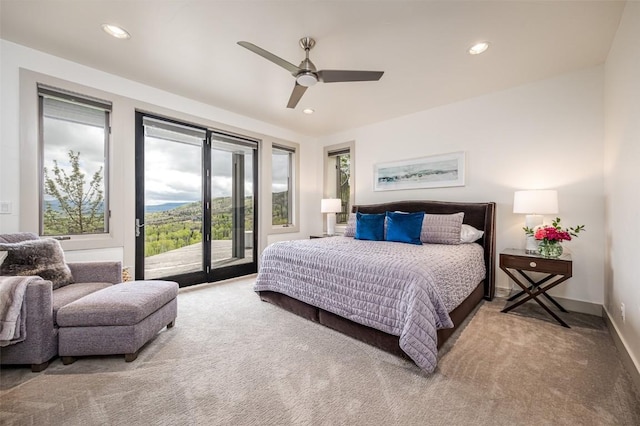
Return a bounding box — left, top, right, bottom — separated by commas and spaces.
1, 277, 638, 425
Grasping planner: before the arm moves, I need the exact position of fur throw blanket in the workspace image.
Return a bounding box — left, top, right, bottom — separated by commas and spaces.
0, 238, 74, 289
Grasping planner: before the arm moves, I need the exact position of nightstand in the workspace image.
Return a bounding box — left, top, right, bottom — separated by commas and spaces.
500, 248, 573, 327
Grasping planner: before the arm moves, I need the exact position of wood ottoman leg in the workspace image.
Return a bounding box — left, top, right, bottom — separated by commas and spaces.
167, 320, 175, 329
31, 361, 49, 372
61, 356, 76, 365
125, 349, 140, 362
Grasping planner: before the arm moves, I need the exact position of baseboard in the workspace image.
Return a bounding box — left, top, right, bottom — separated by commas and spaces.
551, 296, 603, 316
495, 286, 511, 298
496, 285, 603, 316
603, 307, 640, 395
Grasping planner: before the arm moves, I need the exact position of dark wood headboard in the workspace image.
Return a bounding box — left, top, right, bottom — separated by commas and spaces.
352, 200, 496, 300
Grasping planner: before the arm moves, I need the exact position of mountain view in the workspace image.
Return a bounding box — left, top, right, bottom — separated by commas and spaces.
143, 191, 288, 257
44, 191, 289, 257
145, 202, 189, 213
144, 196, 253, 257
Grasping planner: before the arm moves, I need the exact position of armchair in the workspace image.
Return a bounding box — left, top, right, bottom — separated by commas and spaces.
0, 233, 122, 371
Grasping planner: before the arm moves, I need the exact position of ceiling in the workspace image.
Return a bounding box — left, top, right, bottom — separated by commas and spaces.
0, 1, 625, 137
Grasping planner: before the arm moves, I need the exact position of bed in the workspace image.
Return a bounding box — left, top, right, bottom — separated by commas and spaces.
255, 200, 496, 372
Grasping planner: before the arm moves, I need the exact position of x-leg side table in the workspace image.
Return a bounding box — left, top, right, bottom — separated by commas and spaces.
500, 249, 573, 328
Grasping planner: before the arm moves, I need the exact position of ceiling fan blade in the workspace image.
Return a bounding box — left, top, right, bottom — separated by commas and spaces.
317, 70, 384, 83
237, 41, 300, 74
286, 83, 308, 109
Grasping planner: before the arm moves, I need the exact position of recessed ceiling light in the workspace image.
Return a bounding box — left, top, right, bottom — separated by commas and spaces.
468, 42, 490, 55
101, 24, 131, 40
303, 108, 315, 114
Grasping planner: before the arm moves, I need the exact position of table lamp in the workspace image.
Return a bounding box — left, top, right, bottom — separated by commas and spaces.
513, 190, 558, 253
321, 198, 342, 236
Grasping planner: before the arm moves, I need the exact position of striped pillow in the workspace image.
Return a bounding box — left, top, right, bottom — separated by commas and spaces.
344, 212, 356, 237
420, 212, 464, 244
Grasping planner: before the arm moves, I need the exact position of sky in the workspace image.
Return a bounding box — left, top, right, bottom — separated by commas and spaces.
46, 116, 289, 208
43, 118, 106, 203
144, 136, 261, 205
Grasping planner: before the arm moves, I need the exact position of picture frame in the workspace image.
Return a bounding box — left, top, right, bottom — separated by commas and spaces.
373, 151, 465, 191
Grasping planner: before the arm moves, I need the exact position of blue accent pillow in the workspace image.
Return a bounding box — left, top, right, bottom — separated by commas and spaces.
355, 212, 385, 241
385, 211, 424, 245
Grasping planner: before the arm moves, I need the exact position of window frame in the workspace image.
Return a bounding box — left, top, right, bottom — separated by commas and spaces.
331, 150, 351, 224
269, 141, 299, 234
271, 144, 294, 227
19, 69, 124, 251
324, 141, 355, 229
37, 85, 112, 237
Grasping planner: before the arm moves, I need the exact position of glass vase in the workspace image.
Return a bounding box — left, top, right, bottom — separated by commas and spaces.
538, 240, 563, 258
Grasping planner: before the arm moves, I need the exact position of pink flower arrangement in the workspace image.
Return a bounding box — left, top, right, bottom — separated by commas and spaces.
524, 217, 585, 242
534, 226, 572, 242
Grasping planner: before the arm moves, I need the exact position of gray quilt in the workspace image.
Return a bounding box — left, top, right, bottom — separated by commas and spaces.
254, 237, 486, 373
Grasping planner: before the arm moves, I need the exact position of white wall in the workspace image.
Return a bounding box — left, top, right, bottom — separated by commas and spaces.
0, 40, 318, 269
604, 2, 640, 376
317, 67, 606, 307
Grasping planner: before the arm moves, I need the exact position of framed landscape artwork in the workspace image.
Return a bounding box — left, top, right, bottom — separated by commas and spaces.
374, 151, 465, 191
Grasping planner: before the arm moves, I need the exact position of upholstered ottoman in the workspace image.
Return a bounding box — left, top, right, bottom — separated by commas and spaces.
57, 280, 178, 364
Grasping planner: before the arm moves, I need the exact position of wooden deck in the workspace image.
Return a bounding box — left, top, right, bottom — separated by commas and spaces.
144, 241, 253, 279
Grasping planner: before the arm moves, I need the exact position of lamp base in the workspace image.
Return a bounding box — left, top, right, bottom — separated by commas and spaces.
525, 236, 539, 254
326, 213, 336, 236
524, 214, 543, 254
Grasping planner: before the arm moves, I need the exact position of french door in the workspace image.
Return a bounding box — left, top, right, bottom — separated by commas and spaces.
134, 113, 258, 287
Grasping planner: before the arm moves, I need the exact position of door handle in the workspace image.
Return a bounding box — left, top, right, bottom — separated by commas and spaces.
135, 218, 145, 237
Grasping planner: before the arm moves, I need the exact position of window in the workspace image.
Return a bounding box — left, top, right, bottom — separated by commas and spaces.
38, 85, 111, 236
272, 145, 295, 226
326, 145, 353, 224
135, 112, 259, 284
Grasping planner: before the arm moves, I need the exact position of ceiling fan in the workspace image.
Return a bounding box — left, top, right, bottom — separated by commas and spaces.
237, 37, 384, 109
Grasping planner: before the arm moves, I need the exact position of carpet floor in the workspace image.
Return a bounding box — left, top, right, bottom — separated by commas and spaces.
1, 277, 638, 425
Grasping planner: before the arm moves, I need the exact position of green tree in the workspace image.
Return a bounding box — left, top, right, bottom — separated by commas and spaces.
337, 154, 350, 223
43, 150, 104, 234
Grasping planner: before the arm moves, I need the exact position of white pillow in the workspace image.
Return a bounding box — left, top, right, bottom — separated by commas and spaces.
460, 224, 484, 243
0, 250, 7, 266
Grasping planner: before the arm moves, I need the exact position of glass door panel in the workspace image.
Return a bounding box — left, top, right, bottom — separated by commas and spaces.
141, 117, 205, 280
210, 138, 255, 268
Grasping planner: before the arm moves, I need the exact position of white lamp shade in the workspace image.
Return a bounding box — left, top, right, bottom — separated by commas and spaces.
321, 198, 342, 213
513, 190, 558, 215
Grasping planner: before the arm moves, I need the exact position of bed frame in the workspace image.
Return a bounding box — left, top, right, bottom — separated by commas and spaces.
258, 200, 496, 359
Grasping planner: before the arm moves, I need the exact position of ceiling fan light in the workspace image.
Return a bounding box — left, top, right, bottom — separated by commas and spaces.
296, 72, 318, 87
468, 41, 489, 55
303, 108, 314, 114
102, 24, 131, 39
